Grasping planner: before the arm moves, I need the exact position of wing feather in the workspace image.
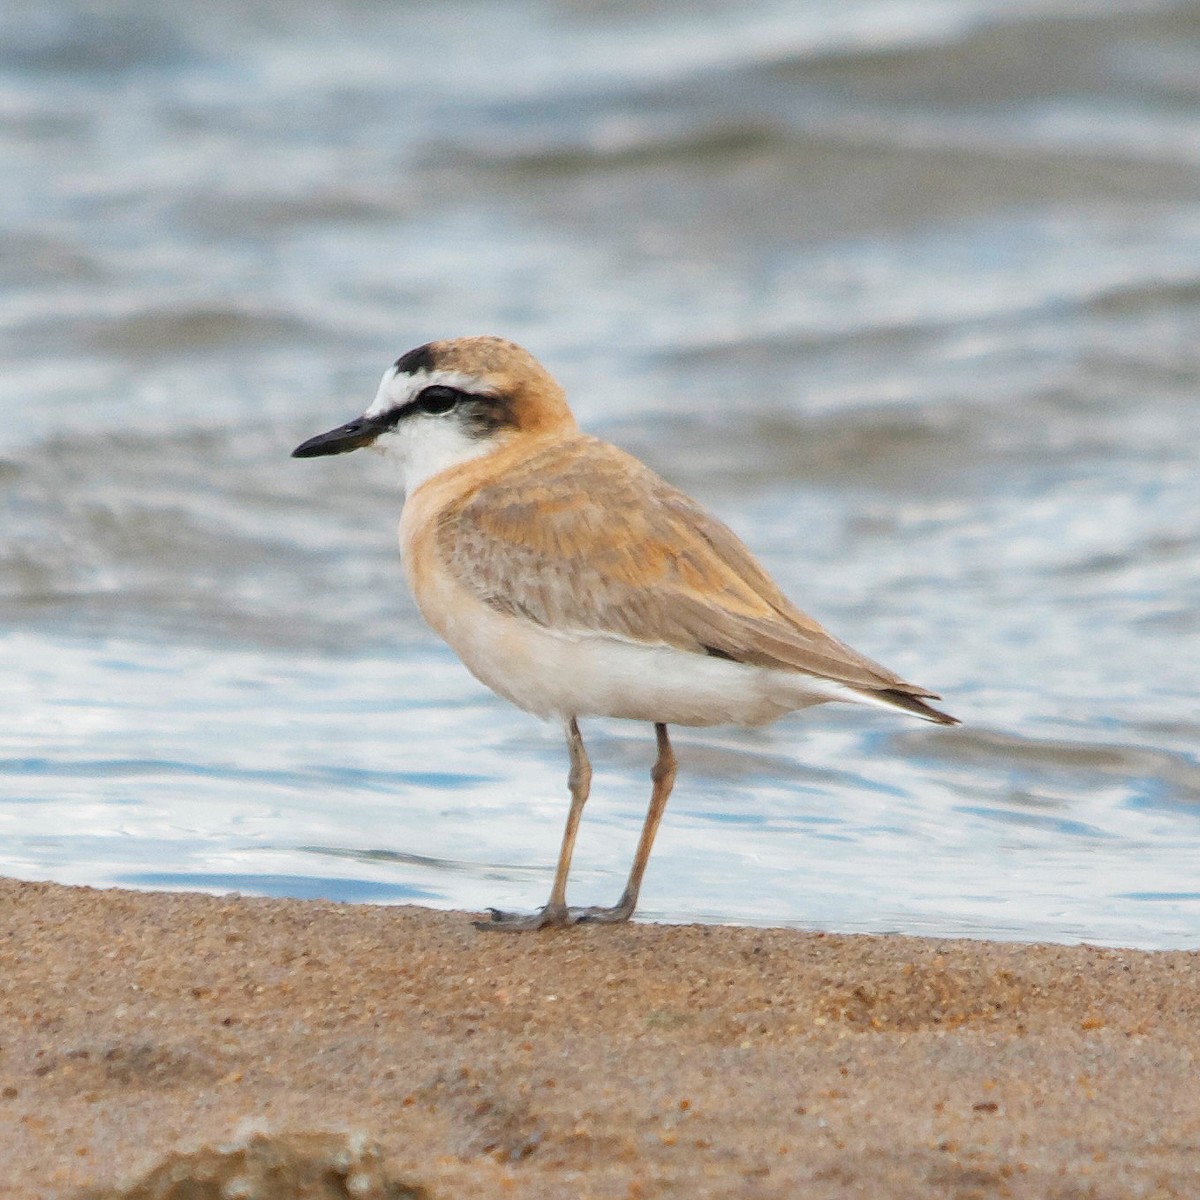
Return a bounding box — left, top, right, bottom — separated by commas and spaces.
436, 435, 950, 711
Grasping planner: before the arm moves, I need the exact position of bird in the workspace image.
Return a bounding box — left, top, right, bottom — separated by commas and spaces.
292, 336, 958, 931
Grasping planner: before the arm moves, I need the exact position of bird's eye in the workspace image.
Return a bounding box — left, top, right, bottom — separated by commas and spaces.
415, 386, 463, 416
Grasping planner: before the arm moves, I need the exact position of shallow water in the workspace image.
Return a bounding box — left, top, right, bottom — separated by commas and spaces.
3, 0, 1199, 947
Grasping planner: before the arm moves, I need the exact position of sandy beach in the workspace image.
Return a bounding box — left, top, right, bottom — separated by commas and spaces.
2, 876, 1198, 1198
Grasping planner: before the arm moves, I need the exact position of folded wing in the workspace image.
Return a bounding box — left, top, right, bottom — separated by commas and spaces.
436, 435, 957, 724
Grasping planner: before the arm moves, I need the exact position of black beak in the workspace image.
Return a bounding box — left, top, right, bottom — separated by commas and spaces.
291, 414, 388, 458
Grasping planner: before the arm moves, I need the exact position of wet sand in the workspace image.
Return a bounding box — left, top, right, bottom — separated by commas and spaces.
2, 877, 1198, 1199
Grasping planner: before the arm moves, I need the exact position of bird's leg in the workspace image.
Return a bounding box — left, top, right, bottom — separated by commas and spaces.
576, 723, 676, 925
475, 717, 592, 932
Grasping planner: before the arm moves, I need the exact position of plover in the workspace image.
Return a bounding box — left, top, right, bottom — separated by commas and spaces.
293, 336, 958, 930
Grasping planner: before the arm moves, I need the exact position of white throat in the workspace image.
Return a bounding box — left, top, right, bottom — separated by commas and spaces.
372, 417, 494, 494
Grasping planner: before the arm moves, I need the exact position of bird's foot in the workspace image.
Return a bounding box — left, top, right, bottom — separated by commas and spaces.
473, 899, 635, 932
474, 903, 573, 932
569, 900, 635, 925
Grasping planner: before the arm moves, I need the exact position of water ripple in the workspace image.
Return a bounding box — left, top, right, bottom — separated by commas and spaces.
2, 0, 1199, 947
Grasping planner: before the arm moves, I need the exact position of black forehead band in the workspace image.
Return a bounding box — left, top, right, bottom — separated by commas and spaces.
394, 343, 438, 375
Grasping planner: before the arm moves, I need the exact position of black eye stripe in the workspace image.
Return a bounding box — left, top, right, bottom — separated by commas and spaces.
376, 382, 508, 430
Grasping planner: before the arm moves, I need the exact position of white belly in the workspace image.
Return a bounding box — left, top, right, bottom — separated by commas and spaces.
486, 626, 845, 726
418, 576, 849, 727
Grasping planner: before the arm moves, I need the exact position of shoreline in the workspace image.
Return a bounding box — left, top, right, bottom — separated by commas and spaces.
3, 876, 1198, 1198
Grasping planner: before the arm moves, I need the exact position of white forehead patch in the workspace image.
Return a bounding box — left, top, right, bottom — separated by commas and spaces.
364, 366, 494, 420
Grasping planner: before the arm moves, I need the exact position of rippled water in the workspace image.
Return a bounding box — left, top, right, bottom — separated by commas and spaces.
3, 0, 1199, 948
